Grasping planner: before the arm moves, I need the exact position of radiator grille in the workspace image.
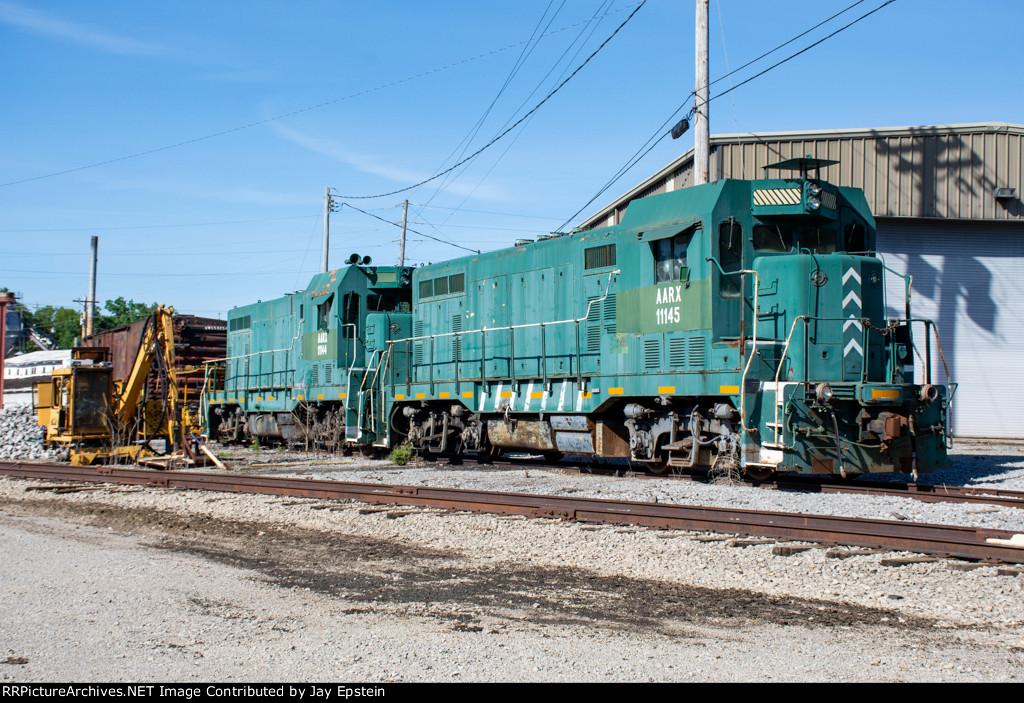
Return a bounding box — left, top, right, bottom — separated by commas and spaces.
644, 339, 661, 369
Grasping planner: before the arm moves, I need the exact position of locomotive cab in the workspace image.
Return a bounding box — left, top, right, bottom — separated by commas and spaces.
205, 260, 412, 449
735, 159, 950, 477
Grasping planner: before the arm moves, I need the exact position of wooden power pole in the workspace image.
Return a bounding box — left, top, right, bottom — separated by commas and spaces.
693, 0, 710, 185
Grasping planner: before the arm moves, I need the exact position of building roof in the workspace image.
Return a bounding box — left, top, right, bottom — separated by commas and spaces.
579, 122, 1024, 230
4, 349, 71, 367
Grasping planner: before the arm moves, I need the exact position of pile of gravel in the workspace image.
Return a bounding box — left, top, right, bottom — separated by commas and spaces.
0, 405, 68, 461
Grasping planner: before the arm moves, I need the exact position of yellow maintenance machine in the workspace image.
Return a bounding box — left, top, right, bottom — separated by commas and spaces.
34, 305, 203, 466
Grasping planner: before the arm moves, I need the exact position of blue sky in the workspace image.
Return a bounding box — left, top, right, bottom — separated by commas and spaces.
2, 0, 1021, 320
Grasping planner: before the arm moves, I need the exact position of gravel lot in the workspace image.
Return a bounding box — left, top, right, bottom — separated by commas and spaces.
1, 439, 1023, 682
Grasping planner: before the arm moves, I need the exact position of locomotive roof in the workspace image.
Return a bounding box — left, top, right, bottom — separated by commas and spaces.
416, 177, 872, 277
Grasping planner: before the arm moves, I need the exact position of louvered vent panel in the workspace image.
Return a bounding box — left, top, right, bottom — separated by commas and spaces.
687, 337, 706, 367
587, 326, 601, 353
451, 315, 462, 363
644, 339, 661, 369
324, 362, 333, 385
668, 338, 687, 367
310, 365, 318, 386
603, 294, 617, 334
413, 320, 424, 366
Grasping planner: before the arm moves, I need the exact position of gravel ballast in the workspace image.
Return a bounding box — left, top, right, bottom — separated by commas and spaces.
1, 447, 1024, 682
0, 405, 67, 462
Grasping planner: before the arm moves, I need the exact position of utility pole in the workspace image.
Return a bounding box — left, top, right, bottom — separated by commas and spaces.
322, 187, 332, 273
693, 0, 710, 186
398, 200, 409, 267
0, 290, 14, 409
84, 235, 98, 338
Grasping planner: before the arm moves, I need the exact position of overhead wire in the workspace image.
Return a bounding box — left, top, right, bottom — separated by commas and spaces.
707, 0, 897, 106
341, 202, 480, 255
0, 3, 644, 189
413, 0, 615, 247
0, 214, 318, 233
560, 0, 898, 230
335, 0, 647, 200
421, 0, 563, 202
403, 0, 569, 253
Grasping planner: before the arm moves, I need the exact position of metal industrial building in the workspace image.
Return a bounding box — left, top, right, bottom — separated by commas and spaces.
580, 123, 1024, 439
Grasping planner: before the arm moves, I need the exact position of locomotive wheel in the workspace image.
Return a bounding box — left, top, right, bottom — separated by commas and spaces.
744, 466, 775, 482
646, 435, 677, 475
542, 451, 563, 463
647, 457, 670, 475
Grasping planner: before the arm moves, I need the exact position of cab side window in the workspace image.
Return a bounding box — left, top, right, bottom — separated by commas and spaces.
719, 220, 742, 298
317, 296, 333, 331
652, 228, 695, 283
341, 293, 360, 338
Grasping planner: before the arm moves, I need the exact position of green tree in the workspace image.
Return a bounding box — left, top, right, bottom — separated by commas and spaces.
23, 305, 82, 349
95, 297, 158, 331
16, 297, 163, 350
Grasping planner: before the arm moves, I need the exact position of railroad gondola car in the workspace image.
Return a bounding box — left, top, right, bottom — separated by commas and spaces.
206, 159, 951, 478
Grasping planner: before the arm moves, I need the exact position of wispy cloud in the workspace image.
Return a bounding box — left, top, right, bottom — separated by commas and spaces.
0, 1, 165, 56
269, 122, 506, 201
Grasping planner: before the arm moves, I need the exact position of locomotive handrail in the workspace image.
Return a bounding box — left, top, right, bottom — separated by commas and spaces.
705, 256, 760, 437
388, 270, 619, 394
877, 255, 913, 322
763, 314, 950, 451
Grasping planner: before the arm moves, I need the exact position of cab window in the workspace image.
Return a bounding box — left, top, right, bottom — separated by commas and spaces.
652, 228, 695, 283
316, 295, 333, 331
341, 293, 360, 338
718, 220, 742, 298
802, 226, 837, 254
753, 224, 793, 252
844, 223, 867, 252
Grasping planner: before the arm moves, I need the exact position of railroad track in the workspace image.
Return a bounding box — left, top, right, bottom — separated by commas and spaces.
480, 457, 1024, 511
1, 460, 1023, 565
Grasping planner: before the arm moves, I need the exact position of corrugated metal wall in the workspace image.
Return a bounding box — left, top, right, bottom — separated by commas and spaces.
582, 123, 1024, 229
878, 219, 1024, 439
711, 126, 1024, 221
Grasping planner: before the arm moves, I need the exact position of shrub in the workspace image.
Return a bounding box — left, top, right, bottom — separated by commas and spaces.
387, 441, 414, 466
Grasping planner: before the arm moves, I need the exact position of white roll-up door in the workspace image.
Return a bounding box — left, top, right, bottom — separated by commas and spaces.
877, 219, 1024, 438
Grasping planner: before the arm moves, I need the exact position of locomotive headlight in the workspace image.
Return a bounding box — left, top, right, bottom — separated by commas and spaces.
815, 383, 833, 403
807, 183, 822, 197
806, 196, 821, 212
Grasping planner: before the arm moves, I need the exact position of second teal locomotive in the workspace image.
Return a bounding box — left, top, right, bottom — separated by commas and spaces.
205, 159, 950, 477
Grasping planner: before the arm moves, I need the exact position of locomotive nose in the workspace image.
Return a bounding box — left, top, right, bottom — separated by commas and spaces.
755, 253, 885, 384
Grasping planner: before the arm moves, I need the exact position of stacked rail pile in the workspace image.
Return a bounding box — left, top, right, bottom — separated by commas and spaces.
83, 314, 226, 402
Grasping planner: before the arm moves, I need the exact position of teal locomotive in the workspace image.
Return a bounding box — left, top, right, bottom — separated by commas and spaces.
205, 159, 950, 478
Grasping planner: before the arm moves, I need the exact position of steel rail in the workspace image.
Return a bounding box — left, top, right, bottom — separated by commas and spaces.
1, 461, 1022, 564
493, 458, 1024, 511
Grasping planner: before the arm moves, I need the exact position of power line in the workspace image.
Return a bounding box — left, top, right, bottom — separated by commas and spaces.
557, 105, 690, 231
560, 0, 898, 230
0, 3, 644, 190
412, 1, 616, 243
0, 214, 317, 233
417, 1, 606, 212
335, 0, 648, 200
700, 0, 868, 96
409, 204, 562, 220
341, 202, 481, 255
709, 0, 898, 105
